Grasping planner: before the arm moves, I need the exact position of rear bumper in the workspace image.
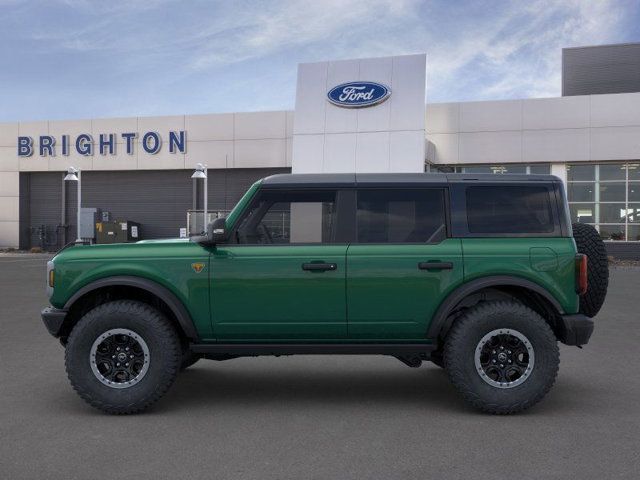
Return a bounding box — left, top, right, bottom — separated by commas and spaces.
41, 307, 67, 338
557, 314, 594, 346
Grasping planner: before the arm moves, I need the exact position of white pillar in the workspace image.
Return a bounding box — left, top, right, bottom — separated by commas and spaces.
551, 163, 567, 186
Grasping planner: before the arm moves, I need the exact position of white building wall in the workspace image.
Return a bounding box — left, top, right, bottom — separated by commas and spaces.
426, 92, 640, 166
292, 54, 426, 173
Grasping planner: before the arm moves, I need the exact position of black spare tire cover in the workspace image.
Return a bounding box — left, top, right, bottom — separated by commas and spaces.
572, 223, 609, 317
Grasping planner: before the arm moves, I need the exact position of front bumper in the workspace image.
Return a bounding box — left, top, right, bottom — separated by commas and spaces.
557, 314, 594, 346
41, 307, 68, 338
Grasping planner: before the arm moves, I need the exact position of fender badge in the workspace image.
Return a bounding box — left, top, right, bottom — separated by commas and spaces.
191, 262, 206, 273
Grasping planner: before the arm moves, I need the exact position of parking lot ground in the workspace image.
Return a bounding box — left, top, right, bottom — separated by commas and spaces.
1, 254, 639, 480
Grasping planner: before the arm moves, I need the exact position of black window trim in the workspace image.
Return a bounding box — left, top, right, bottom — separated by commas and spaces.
225, 187, 352, 246
351, 186, 451, 245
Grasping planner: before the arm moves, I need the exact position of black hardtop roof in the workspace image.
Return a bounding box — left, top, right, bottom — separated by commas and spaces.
261, 172, 560, 188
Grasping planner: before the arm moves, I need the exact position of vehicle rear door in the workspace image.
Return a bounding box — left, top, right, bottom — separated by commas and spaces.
346, 187, 463, 339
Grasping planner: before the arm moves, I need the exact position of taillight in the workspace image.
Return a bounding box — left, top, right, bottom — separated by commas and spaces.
575, 254, 588, 295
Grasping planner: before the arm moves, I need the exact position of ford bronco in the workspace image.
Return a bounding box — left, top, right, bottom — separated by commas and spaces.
41, 173, 609, 414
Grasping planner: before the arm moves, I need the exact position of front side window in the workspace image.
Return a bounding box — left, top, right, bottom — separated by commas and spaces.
466, 186, 555, 234
235, 190, 336, 244
356, 189, 447, 243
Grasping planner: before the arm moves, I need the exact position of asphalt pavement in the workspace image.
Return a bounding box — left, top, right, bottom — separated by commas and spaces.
1, 254, 639, 479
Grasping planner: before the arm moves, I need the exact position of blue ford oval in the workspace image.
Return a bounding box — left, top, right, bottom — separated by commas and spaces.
327, 81, 391, 108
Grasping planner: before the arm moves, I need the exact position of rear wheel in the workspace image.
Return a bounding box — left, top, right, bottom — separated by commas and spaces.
444, 301, 559, 414
65, 300, 181, 414
572, 223, 609, 317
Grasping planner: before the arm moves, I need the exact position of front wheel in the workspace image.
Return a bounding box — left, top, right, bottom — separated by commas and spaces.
65, 300, 181, 414
444, 301, 559, 414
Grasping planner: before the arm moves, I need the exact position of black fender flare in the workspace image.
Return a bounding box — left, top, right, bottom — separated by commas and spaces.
426, 275, 565, 340
63, 275, 199, 340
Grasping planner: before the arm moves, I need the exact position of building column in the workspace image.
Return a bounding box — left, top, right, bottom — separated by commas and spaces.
551, 163, 567, 186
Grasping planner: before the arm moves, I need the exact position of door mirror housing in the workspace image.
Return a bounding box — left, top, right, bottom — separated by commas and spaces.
209, 217, 227, 244
192, 217, 227, 245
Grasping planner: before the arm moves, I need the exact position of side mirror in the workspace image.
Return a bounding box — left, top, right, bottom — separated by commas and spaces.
192, 217, 227, 246
209, 217, 227, 244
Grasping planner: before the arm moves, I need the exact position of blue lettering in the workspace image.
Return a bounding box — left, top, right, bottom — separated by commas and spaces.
61, 135, 70, 156
76, 134, 94, 156
121, 132, 137, 154
169, 130, 186, 153
142, 131, 161, 154
99, 134, 116, 155
17, 136, 33, 157
39, 136, 55, 157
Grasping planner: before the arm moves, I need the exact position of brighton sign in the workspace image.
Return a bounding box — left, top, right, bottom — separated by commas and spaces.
17, 131, 187, 157
327, 81, 391, 108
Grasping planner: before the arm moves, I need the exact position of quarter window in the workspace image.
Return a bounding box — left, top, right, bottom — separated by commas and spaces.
356, 189, 447, 243
466, 186, 554, 234
235, 190, 336, 244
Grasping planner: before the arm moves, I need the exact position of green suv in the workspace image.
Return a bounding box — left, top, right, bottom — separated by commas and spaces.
41, 173, 609, 414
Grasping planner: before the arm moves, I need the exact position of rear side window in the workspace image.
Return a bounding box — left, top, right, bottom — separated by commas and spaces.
466, 186, 554, 234
356, 189, 447, 243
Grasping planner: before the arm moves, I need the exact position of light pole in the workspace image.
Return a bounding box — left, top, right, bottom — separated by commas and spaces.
191, 163, 208, 233
64, 167, 82, 242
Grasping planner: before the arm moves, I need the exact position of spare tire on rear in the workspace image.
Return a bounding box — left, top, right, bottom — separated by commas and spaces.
572, 223, 609, 317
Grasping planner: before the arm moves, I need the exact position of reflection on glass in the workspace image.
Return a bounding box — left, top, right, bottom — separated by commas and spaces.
569, 203, 595, 223
599, 203, 627, 223
628, 205, 640, 223
529, 165, 551, 175
599, 183, 625, 202
628, 225, 640, 241
598, 225, 625, 241
629, 183, 640, 202
599, 163, 626, 181
628, 164, 640, 181
568, 183, 595, 202
462, 166, 493, 174
567, 164, 595, 181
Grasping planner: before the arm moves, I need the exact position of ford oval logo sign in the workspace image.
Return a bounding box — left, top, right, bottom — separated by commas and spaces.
327, 81, 391, 108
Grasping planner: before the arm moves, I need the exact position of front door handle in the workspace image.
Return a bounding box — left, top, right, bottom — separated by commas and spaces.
418, 261, 453, 271
302, 262, 337, 272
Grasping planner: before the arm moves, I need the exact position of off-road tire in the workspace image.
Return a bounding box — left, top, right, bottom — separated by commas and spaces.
572, 222, 609, 317
444, 301, 559, 414
180, 350, 201, 370
65, 300, 181, 414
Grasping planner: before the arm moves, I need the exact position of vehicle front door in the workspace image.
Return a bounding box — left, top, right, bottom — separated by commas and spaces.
346, 187, 463, 340
210, 188, 349, 340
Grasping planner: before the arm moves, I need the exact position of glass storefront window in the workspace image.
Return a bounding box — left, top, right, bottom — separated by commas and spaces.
628, 225, 640, 241
567, 164, 595, 181
599, 225, 626, 241
529, 165, 551, 175
569, 203, 595, 223
599, 183, 626, 202
567, 163, 640, 241
429, 164, 550, 175
568, 183, 595, 202
599, 163, 626, 181
628, 204, 640, 223
599, 204, 627, 224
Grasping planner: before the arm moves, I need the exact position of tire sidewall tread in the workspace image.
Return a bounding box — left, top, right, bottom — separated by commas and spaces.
65, 300, 181, 414
444, 300, 560, 414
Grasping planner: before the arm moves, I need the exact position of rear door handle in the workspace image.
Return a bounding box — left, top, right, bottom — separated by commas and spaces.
302, 262, 337, 272
418, 261, 453, 271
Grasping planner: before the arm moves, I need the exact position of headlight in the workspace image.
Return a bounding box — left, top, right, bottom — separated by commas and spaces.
46, 260, 54, 297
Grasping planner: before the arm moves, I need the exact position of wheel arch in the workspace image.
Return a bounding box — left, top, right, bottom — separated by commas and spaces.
427, 276, 565, 341
61, 276, 199, 343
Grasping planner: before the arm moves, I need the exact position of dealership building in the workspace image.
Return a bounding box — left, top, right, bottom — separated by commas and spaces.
1, 42, 640, 257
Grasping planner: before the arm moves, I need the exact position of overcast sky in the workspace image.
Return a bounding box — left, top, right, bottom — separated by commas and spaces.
1, 0, 639, 122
